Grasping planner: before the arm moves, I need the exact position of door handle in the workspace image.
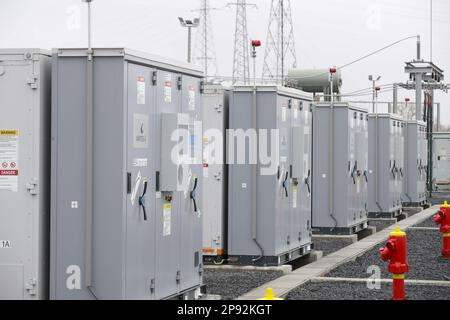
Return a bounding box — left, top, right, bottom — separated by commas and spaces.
304, 169, 311, 194
190, 177, 198, 213
139, 179, 148, 221
282, 171, 289, 197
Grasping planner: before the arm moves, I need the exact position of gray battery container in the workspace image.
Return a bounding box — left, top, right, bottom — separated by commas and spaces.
312, 102, 369, 235
227, 86, 313, 266
367, 114, 404, 218
0, 49, 51, 300
50, 48, 203, 300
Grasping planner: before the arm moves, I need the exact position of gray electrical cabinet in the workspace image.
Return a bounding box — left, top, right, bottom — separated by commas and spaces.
0, 49, 51, 300
367, 114, 404, 218
312, 102, 369, 234
50, 48, 203, 300
202, 85, 229, 261
228, 86, 313, 265
402, 120, 428, 206
433, 132, 450, 189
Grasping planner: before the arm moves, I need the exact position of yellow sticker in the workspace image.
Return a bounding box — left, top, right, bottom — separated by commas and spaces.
0, 130, 18, 136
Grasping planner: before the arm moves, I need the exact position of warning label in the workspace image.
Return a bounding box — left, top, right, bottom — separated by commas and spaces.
137, 76, 145, 105
164, 74, 172, 103
163, 203, 171, 236
0, 130, 19, 192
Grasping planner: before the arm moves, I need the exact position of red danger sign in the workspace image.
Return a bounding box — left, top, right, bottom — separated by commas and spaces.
165, 81, 172, 87
137, 76, 145, 82
0, 170, 19, 176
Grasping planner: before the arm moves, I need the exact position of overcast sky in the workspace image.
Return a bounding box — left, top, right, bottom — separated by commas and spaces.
1, 0, 449, 125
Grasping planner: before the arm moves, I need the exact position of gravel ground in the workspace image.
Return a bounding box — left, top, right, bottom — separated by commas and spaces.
203, 269, 284, 300
415, 216, 438, 228
285, 281, 450, 300
327, 229, 450, 281
312, 238, 354, 256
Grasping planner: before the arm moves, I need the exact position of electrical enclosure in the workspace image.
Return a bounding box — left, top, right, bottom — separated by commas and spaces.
50, 48, 203, 300
367, 114, 404, 218
227, 86, 313, 265
402, 120, 427, 206
432, 132, 450, 188
312, 102, 369, 234
0, 49, 51, 300
202, 85, 229, 259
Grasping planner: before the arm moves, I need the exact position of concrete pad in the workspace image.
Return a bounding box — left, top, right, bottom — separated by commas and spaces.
368, 218, 397, 231
204, 264, 292, 275
312, 234, 358, 242
408, 226, 440, 231
357, 226, 376, 240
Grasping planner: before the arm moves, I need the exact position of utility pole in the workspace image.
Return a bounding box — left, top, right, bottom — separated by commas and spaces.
193, 0, 219, 80
228, 1, 257, 85
262, 0, 297, 85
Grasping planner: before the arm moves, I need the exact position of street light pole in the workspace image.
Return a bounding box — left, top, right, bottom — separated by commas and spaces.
178, 17, 200, 63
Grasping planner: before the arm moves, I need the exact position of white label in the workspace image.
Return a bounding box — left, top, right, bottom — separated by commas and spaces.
356, 178, 360, 193
292, 186, 298, 208
281, 107, 287, 122
280, 156, 287, 163
163, 203, 171, 236
0, 240, 11, 248
132, 158, 148, 167
188, 86, 196, 110
155, 191, 161, 199
71, 201, 78, 209
164, 74, 172, 103
133, 114, 149, 148
137, 76, 145, 105
322, 174, 327, 178
241, 183, 247, 189
0, 130, 19, 192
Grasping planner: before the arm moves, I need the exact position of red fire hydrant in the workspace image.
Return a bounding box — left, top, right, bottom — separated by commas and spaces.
380, 226, 409, 300
434, 201, 450, 258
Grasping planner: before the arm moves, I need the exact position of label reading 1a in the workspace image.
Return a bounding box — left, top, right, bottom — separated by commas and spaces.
0, 240, 11, 248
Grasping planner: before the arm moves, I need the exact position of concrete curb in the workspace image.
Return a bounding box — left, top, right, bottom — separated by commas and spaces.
236, 205, 439, 300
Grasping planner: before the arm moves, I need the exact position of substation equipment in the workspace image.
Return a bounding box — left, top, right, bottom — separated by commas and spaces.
432, 132, 450, 190
201, 84, 229, 262
50, 48, 204, 299
401, 119, 428, 207
368, 114, 405, 218
312, 102, 369, 234
0, 49, 51, 300
227, 85, 313, 265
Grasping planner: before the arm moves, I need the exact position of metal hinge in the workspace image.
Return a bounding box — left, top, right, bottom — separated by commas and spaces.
150, 279, 155, 293
176, 271, 181, 283
27, 74, 38, 89
288, 99, 292, 109
26, 179, 38, 195
25, 278, 37, 296
198, 264, 203, 276
152, 71, 157, 86
177, 76, 182, 90
199, 81, 205, 94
